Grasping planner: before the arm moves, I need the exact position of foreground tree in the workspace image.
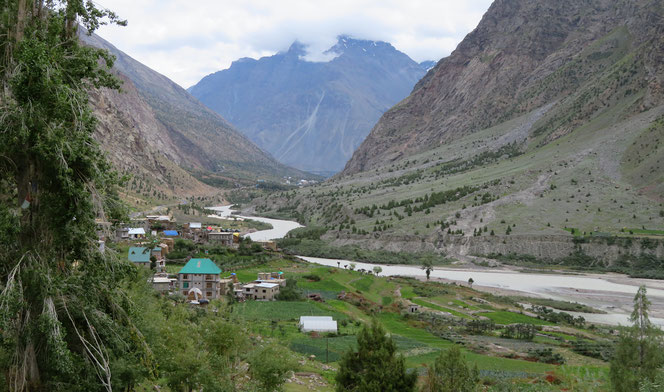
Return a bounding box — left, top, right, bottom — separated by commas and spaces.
0, 2, 154, 390
248, 345, 297, 392
336, 320, 417, 391
610, 286, 664, 391
421, 347, 479, 392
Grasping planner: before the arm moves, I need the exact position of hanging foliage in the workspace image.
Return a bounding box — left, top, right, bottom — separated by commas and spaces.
0, 1, 154, 391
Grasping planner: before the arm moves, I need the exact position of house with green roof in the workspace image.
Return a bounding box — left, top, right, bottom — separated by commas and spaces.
128, 247, 151, 263
128, 246, 165, 271
178, 258, 223, 300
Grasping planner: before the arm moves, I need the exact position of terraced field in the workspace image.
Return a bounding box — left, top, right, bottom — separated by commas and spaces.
229, 258, 618, 391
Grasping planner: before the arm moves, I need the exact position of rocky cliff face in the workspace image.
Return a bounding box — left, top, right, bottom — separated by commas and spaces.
189, 36, 432, 175
255, 0, 664, 268
343, 0, 664, 175
81, 32, 308, 198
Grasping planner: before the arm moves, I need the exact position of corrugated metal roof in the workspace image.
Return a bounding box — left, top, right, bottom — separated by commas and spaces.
163, 230, 178, 236
178, 258, 221, 275
128, 247, 159, 263
189, 222, 202, 229
256, 282, 279, 288
128, 228, 145, 235
128, 247, 150, 262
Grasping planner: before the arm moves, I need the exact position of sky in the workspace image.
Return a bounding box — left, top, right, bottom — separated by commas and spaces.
95, 0, 493, 88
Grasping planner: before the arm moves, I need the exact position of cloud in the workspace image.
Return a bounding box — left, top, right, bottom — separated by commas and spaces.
96, 0, 492, 88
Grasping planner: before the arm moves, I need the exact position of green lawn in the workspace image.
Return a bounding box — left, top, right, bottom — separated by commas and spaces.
483, 311, 553, 326
234, 301, 348, 321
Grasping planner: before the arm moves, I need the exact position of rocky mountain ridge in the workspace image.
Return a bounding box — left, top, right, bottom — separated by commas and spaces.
343, 0, 664, 175
81, 32, 309, 201
254, 0, 664, 268
189, 36, 433, 175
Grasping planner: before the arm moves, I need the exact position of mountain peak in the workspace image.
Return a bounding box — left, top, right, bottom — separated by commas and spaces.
189, 36, 428, 173
286, 40, 307, 56
328, 35, 394, 55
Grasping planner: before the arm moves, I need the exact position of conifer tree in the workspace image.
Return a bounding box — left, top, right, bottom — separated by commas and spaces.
336, 320, 416, 392
610, 286, 664, 391
421, 346, 479, 392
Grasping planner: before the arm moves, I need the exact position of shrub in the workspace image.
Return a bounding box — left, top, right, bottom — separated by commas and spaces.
501, 324, 535, 340
527, 348, 565, 364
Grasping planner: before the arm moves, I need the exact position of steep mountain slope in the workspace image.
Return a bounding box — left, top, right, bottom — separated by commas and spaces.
254, 0, 664, 268
81, 32, 310, 202
189, 36, 432, 175
343, 0, 664, 175
89, 71, 214, 202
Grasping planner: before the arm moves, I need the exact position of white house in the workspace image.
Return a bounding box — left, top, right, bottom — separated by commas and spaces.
127, 227, 146, 239
299, 316, 338, 333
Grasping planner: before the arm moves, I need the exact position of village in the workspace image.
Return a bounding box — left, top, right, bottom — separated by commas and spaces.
89, 210, 639, 391
99, 212, 343, 335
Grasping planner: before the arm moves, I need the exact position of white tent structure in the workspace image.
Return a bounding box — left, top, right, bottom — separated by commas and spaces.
299, 316, 338, 333
187, 287, 203, 301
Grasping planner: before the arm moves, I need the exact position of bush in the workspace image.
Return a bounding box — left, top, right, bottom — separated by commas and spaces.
572, 340, 614, 361
302, 274, 321, 281
286, 226, 328, 240
527, 348, 565, 364
174, 238, 196, 251
501, 324, 535, 340
465, 319, 495, 335
275, 279, 302, 301
248, 345, 297, 391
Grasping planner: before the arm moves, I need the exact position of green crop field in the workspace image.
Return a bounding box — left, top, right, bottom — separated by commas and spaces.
235, 301, 348, 321
225, 258, 614, 390
483, 311, 554, 326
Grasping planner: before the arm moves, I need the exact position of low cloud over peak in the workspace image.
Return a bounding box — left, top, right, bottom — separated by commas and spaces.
97, 0, 491, 88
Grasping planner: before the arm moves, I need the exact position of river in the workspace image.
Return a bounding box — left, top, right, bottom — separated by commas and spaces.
207, 205, 664, 326
206, 205, 303, 241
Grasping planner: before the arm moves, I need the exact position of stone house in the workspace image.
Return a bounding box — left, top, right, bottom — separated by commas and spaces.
208, 231, 234, 246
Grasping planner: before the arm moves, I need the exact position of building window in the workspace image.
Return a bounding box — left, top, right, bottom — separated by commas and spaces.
183, 282, 189, 288
263, 289, 266, 293
182, 274, 188, 280
206, 292, 212, 297
206, 283, 212, 288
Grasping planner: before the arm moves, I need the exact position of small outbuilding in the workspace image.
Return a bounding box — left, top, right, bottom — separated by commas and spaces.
299, 316, 338, 333
152, 276, 172, 293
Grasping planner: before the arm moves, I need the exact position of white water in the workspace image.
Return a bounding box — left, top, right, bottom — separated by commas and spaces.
299, 256, 664, 326
206, 205, 664, 326
206, 205, 303, 241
